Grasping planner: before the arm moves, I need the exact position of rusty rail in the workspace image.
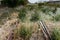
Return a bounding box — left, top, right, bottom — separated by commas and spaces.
38, 20, 52, 40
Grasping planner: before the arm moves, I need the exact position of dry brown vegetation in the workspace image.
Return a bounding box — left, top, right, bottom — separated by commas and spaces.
0, 3, 60, 40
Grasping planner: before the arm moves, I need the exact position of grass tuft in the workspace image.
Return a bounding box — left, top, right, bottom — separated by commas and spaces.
30, 12, 40, 22
51, 28, 60, 40
52, 14, 60, 21
19, 26, 32, 40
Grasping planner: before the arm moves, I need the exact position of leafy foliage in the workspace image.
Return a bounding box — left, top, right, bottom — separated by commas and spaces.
18, 8, 26, 22
40, 6, 57, 15
51, 29, 60, 40
30, 12, 40, 22
53, 14, 60, 21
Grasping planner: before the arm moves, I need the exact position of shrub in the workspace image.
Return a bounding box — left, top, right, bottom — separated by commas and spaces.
40, 6, 57, 15
53, 14, 60, 21
51, 29, 60, 40
30, 12, 39, 22
18, 8, 26, 22
40, 6, 48, 12
51, 8, 57, 14
19, 26, 32, 40
2, 0, 28, 7
26, 5, 34, 11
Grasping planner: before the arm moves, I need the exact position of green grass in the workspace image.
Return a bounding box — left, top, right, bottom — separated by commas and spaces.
30, 12, 40, 22
39, 6, 57, 15
19, 26, 32, 40
18, 8, 27, 22
52, 14, 60, 21
51, 28, 60, 40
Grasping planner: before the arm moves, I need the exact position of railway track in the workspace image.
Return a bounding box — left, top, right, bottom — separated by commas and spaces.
38, 20, 52, 40
6, 20, 52, 40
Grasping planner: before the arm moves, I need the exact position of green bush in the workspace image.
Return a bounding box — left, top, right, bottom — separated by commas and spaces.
53, 14, 60, 21
51, 29, 60, 40
30, 12, 39, 22
19, 26, 32, 40
40, 6, 57, 15
18, 8, 26, 22
2, 0, 27, 7
26, 5, 34, 11
40, 6, 49, 13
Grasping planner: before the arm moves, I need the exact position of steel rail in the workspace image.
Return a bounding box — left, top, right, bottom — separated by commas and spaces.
39, 20, 52, 40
